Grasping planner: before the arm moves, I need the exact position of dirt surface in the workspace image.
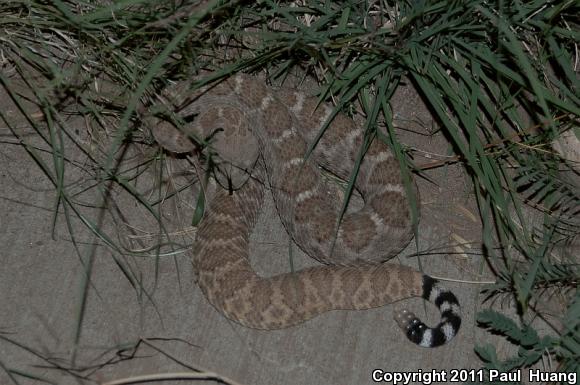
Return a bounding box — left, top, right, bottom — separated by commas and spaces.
1, 74, 496, 385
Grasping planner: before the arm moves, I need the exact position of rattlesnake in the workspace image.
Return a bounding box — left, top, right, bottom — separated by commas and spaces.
147, 73, 461, 347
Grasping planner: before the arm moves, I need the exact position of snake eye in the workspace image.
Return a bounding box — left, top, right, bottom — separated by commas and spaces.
182, 113, 197, 123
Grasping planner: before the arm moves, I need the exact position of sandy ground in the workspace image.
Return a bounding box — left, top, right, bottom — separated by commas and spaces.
1, 76, 497, 385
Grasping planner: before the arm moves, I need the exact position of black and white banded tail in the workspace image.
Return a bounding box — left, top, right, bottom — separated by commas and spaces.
395, 276, 461, 348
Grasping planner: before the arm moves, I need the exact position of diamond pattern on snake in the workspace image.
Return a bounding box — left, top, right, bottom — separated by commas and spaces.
146, 73, 461, 348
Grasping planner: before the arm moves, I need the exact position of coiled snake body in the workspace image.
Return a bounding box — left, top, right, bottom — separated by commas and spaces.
149, 74, 461, 347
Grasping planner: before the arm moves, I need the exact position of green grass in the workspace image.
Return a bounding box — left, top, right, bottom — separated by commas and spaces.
0, 0, 578, 383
